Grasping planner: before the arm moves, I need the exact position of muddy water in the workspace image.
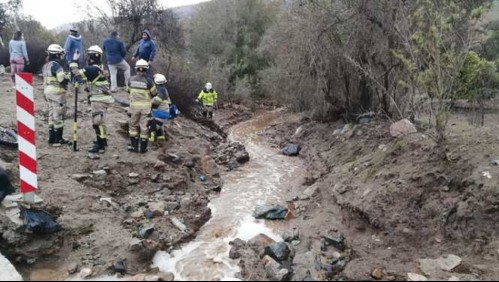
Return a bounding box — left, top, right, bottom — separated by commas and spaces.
24, 110, 305, 281
153, 110, 307, 281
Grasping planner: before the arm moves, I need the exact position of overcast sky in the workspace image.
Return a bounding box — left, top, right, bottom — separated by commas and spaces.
1, 0, 211, 29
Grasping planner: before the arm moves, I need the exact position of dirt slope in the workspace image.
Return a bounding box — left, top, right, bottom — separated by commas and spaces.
261, 110, 499, 281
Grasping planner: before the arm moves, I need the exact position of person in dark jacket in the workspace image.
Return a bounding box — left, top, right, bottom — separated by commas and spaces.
64, 27, 85, 67
133, 29, 156, 75
103, 31, 130, 92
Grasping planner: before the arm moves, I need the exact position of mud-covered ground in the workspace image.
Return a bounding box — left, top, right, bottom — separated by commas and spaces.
248, 109, 499, 281
0, 76, 251, 281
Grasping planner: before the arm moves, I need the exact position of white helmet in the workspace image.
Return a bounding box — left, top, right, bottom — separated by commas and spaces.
205, 82, 213, 90
135, 59, 149, 70
47, 44, 64, 54
154, 74, 167, 85
88, 45, 103, 55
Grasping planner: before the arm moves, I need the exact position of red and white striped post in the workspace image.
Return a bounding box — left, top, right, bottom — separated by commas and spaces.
15, 73, 37, 204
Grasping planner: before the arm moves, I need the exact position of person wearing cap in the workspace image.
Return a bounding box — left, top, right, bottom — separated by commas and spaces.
133, 29, 156, 74
103, 31, 130, 93
64, 27, 85, 67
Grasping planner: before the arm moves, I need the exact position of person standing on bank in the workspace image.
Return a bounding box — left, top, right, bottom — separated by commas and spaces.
103, 31, 130, 93
133, 29, 156, 75
64, 27, 85, 68
8, 30, 29, 88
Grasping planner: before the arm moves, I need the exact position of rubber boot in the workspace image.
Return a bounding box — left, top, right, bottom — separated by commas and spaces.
139, 138, 148, 154
148, 120, 157, 142
48, 126, 55, 144
54, 128, 69, 146
128, 137, 139, 152
156, 121, 165, 141
88, 138, 101, 154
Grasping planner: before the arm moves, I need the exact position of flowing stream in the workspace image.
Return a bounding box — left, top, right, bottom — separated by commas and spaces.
152, 110, 307, 281
24, 110, 306, 281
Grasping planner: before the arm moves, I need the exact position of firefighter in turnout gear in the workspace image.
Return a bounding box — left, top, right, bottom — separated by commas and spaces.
128, 59, 157, 153
196, 82, 218, 119
70, 45, 115, 155
149, 73, 171, 142
42, 44, 71, 146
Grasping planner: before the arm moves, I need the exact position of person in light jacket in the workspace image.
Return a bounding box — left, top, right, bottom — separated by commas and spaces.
8, 30, 29, 88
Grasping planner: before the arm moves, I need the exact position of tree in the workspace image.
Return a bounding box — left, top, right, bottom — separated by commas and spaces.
189, 0, 277, 100
394, 0, 493, 146
81, 0, 184, 76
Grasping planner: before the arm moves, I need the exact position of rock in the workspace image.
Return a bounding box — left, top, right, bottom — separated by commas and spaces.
151, 174, 160, 183
130, 238, 143, 252
303, 184, 319, 198
138, 224, 155, 239
166, 202, 180, 212
79, 268, 93, 279
113, 260, 127, 275
263, 255, 289, 281
67, 262, 79, 274
92, 170, 107, 180
419, 255, 462, 276
131, 210, 144, 219
321, 235, 346, 252
264, 242, 294, 263
72, 174, 91, 182
143, 239, 161, 251
408, 273, 428, 281
200, 156, 220, 177
229, 245, 242, 259
148, 202, 166, 217
166, 153, 182, 164
158, 272, 175, 281
230, 238, 247, 248
281, 143, 301, 157
248, 234, 276, 249
372, 268, 383, 280
235, 152, 250, 164
253, 205, 288, 220
154, 161, 167, 169
283, 228, 300, 242
390, 119, 417, 138
129, 173, 139, 178
129, 178, 140, 185
145, 210, 154, 219
180, 197, 192, 208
